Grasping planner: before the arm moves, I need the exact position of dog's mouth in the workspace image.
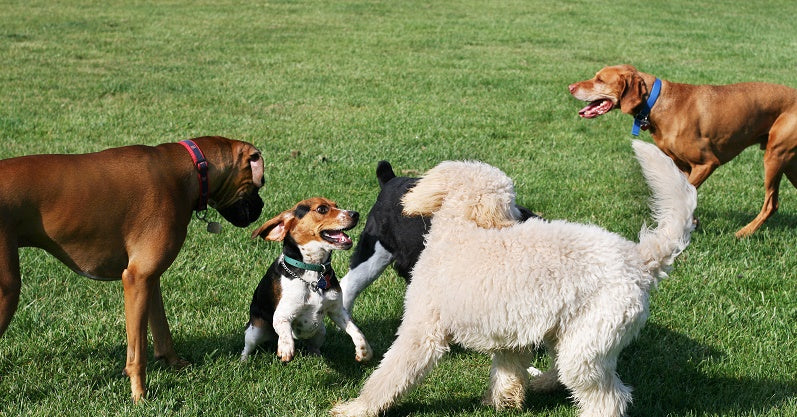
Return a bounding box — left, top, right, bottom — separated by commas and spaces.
321, 229, 353, 249
578, 99, 615, 118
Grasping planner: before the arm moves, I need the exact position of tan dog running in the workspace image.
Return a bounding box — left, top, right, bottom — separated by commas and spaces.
0, 135, 265, 401
569, 64, 797, 237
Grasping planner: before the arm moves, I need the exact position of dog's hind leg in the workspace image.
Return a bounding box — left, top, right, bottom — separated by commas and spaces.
736, 118, 797, 237
529, 338, 563, 392
341, 237, 394, 312
306, 323, 327, 356
0, 234, 21, 337
484, 350, 533, 409
331, 319, 448, 417
557, 345, 632, 417
555, 313, 640, 417
241, 318, 273, 361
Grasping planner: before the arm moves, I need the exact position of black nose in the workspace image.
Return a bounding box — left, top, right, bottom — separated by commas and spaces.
350, 211, 359, 222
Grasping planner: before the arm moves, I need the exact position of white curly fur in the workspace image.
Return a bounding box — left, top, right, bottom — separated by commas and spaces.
331, 140, 697, 417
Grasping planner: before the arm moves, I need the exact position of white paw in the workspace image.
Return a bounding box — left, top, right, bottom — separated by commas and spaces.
330, 399, 373, 417
355, 343, 373, 362
529, 368, 562, 393
277, 338, 295, 362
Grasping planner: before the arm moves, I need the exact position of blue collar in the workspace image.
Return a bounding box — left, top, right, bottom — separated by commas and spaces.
631, 78, 661, 136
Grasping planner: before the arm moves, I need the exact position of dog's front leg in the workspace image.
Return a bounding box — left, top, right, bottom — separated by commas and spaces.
121, 266, 157, 403
272, 293, 301, 362
148, 280, 189, 369
331, 320, 447, 416
327, 304, 372, 362
484, 350, 533, 409
0, 235, 22, 338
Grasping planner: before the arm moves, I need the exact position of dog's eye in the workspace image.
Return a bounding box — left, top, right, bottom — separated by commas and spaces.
316, 205, 329, 214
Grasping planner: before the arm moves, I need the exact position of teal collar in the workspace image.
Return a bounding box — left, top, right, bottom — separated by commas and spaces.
282, 254, 330, 273
280, 254, 333, 291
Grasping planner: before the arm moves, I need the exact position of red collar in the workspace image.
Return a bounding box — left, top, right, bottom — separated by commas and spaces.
179, 139, 209, 211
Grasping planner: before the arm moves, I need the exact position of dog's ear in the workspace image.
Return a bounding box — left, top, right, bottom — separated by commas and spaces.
619, 70, 648, 115
251, 211, 296, 241
466, 194, 517, 229
401, 167, 449, 216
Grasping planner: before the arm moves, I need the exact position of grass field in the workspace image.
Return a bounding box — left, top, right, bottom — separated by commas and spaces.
1, 1, 796, 416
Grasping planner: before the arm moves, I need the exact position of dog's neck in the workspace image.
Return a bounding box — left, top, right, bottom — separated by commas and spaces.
281, 235, 332, 267
279, 235, 335, 291
631, 73, 663, 136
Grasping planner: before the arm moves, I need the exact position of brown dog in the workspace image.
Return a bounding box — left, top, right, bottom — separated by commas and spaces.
569, 64, 797, 237
0, 135, 265, 401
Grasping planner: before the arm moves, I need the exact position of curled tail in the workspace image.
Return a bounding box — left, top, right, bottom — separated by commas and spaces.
632, 140, 697, 279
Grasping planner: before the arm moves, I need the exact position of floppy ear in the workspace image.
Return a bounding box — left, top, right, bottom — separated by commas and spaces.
250, 152, 265, 188
619, 71, 649, 115
466, 193, 517, 229
401, 166, 450, 217
251, 211, 296, 241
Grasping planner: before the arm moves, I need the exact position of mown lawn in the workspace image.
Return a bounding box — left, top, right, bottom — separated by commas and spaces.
0, 1, 795, 416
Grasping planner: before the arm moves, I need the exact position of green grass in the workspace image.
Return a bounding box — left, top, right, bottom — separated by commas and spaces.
1, 0, 796, 416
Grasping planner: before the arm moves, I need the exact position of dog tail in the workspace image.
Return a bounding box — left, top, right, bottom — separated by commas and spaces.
376, 160, 396, 188
633, 140, 697, 280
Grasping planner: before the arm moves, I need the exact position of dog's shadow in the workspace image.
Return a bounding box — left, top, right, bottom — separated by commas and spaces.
180, 321, 794, 417
21, 319, 790, 416
366, 322, 795, 417
617, 323, 794, 416
698, 207, 797, 236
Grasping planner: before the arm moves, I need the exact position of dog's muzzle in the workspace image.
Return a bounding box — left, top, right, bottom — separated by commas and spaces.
217, 190, 264, 227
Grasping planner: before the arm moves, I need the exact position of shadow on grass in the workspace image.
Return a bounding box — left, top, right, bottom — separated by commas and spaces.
5, 318, 791, 416
313, 321, 795, 417
698, 207, 797, 236
620, 323, 795, 416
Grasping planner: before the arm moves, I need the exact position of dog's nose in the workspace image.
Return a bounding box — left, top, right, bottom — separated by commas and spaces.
350, 211, 359, 222
568, 83, 577, 94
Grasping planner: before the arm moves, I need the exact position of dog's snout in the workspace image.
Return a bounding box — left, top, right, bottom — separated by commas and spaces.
349, 211, 359, 222
568, 83, 577, 94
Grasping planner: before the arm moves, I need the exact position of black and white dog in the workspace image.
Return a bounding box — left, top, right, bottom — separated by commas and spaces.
340, 161, 538, 312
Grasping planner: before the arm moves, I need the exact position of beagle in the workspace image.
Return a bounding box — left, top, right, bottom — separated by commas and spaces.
241, 197, 372, 363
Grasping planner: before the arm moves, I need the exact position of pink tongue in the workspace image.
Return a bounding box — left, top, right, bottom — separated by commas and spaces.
325, 231, 352, 245
578, 100, 613, 118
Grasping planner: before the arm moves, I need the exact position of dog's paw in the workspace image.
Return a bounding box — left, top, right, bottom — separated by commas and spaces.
355, 342, 373, 362
170, 357, 191, 371
277, 338, 295, 362
155, 354, 191, 371
529, 368, 563, 393
330, 399, 373, 417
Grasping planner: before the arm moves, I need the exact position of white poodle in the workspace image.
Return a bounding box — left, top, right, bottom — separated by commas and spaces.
331, 140, 697, 417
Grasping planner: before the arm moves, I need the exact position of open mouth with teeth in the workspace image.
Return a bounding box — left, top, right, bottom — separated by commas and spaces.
321, 228, 354, 248
578, 99, 615, 118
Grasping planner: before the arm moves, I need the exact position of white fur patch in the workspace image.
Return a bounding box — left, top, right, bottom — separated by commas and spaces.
341, 242, 394, 312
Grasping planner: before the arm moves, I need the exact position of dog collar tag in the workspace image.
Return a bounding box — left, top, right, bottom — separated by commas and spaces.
206, 221, 222, 234
316, 275, 329, 290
